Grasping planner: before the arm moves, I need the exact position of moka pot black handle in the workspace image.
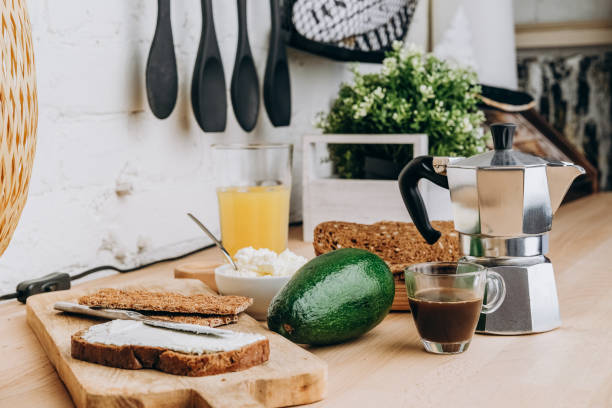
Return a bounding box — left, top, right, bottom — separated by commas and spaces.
398, 156, 449, 245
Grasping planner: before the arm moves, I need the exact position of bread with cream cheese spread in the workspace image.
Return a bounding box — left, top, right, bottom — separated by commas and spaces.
71, 320, 269, 376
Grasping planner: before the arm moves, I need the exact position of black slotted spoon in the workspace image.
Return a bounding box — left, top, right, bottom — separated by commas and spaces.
191, 0, 227, 132
230, 0, 260, 132
146, 0, 178, 119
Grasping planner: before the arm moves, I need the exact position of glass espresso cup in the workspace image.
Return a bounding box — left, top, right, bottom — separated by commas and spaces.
404, 262, 506, 354
212, 144, 292, 256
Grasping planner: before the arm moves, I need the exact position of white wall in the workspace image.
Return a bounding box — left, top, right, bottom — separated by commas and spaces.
514, 0, 612, 24
431, 0, 518, 89
0, 0, 428, 293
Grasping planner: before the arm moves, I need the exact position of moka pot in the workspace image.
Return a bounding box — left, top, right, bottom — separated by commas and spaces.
398, 123, 585, 334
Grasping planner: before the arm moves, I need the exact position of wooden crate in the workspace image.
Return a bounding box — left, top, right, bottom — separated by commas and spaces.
302, 134, 452, 242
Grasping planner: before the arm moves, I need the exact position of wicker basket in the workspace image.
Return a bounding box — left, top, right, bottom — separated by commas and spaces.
0, 0, 37, 256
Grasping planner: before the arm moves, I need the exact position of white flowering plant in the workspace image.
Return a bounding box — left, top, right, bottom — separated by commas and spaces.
316, 42, 486, 179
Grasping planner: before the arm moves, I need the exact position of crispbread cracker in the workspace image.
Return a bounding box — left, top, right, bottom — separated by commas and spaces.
142, 313, 239, 327
313, 221, 460, 274
78, 288, 252, 315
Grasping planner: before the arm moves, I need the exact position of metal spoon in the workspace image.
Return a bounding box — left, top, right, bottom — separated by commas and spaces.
187, 213, 238, 270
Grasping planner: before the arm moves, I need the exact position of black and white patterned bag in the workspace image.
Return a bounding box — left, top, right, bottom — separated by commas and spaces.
282, 0, 418, 62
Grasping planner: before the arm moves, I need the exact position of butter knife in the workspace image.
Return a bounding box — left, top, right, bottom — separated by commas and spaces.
54, 301, 235, 336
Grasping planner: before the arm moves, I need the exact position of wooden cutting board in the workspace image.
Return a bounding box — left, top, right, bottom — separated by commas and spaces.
26, 278, 327, 408
174, 261, 219, 292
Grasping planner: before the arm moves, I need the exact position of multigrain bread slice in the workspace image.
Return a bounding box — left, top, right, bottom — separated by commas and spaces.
71, 320, 269, 377
142, 313, 239, 327
71, 332, 269, 377
313, 221, 460, 274
78, 288, 252, 315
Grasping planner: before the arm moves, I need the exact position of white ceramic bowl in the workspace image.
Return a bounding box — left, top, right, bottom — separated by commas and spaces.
214, 264, 291, 320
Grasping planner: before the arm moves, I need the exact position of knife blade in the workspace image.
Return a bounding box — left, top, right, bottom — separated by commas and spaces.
53, 301, 236, 336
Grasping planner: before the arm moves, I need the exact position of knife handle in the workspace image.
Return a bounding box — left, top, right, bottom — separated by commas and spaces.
54, 302, 141, 321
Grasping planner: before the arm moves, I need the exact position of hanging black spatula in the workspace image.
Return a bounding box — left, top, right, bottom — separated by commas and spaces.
263, 0, 291, 126
231, 0, 260, 132
191, 0, 227, 132
146, 0, 178, 119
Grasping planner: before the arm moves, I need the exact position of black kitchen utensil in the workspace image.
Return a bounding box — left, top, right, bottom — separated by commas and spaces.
263, 0, 291, 126
191, 0, 227, 132
146, 0, 178, 119
231, 0, 260, 132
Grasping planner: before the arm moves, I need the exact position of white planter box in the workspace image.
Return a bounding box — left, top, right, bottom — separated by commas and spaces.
302, 134, 453, 242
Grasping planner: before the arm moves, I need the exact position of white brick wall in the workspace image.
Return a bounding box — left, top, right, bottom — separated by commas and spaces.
0, 0, 428, 294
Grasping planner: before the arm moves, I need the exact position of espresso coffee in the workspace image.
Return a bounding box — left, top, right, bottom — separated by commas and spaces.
408, 288, 482, 343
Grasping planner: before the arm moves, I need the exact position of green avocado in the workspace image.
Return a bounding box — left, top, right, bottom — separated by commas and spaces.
267, 248, 395, 345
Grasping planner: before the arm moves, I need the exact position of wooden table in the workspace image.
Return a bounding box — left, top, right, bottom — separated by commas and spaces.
1, 193, 612, 407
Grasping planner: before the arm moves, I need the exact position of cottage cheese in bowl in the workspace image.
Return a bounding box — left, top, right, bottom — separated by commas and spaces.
231, 247, 308, 277
215, 247, 308, 320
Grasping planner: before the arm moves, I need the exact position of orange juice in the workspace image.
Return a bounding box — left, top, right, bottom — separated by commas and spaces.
217, 185, 290, 256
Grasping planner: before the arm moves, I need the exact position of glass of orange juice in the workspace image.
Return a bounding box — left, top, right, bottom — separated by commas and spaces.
212, 144, 292, 256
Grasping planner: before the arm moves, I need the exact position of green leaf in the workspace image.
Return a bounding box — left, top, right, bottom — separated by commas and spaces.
316, 43, 486, 179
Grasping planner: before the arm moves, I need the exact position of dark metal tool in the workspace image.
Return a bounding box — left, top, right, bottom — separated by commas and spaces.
192, 0, 227, 132
146, 0, 178, 119
230, 0, 260, 132
263, 0, 291, 127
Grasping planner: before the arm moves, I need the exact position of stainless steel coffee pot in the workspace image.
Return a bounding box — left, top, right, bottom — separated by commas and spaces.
398, 123, 585, 334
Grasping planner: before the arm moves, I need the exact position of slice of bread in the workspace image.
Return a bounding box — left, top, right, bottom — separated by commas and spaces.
313, 221, 460, 274
71, 320, 269, 377
78, 288, 252, 315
